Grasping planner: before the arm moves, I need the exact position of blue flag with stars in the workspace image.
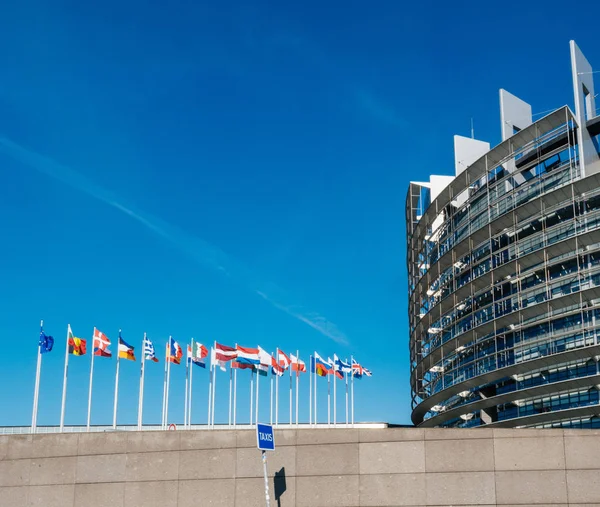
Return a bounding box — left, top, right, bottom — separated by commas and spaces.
39, 332, 54, 354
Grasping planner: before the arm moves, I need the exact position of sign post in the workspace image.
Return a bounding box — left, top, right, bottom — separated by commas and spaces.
256, 423, 275, 507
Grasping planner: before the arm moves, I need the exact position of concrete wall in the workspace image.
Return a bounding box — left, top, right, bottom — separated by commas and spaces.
2, 427, 600, 506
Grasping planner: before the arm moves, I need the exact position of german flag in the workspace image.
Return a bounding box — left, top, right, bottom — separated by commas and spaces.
118, 335, 136, 361
67, 325, 86, 355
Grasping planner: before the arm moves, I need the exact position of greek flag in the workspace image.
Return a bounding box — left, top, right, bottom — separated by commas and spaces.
144, 337, 159, 363
334, 355, 352, 373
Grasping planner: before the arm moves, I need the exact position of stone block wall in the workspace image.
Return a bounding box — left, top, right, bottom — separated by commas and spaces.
1, 427, 600, 506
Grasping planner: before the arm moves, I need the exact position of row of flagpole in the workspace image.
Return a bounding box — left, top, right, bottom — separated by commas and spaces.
31, 323, 372, 433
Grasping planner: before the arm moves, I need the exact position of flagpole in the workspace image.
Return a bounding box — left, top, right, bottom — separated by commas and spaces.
211, 341, 217, 428
162, 340, 168, 429
250, 368, 254, 426
233, 343, 238, 429
207, 347, 213, 428
275, 359, 279, 426
188, 342, 194, 429
138, 333, 146, 431
211, 355, 217, 427
233, 366, 237, 428
289, 359, 293, 426
228, 363, 233, 428
112, 330, 121, 430
333, 363, 337, 427
31, 320, 43, 433
345, 360, 349, 427
59, 324, 71, 432
351, 355, 355, 426
166, 340, 172, 429
295, 350, 299, 426
184, 341, 190, 428
309, 355, 312, 426
269, 366, 273, 425
255, 366, 260, 425
86, 327, 96, 432
314, 357, 318, 426
269, 352, 274, 425
327, 371, 331, 426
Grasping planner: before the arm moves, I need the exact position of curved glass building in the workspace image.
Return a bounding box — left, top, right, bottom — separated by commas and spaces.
407, 41, 600, 428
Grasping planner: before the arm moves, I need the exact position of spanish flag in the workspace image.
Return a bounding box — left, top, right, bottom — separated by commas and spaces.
68, 325, 86, 356
118, 335, 136, 361
166, 337, 183, 364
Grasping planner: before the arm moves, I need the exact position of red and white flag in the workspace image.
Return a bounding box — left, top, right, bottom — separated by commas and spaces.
215, 342, 237, 362
277, 349, 291, 370
271, 355, 285, 376
93, 329, 111, 357
211, 347, 227, 372
290, 353, 306, 373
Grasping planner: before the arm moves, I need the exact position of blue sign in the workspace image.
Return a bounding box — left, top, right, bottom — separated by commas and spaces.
256, 423, 275, 451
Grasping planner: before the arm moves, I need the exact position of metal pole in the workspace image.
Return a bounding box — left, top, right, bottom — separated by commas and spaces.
295, 350, 299, 426
112, 344, 120, 430
275, 367, 279, 426
165, 349, 171, 428
86, 327, 96, 432
327, 372, 331, 426
351, 355, 355, 426
309, 355, 312, 426
211, 352, 217, 428
184, 342, 189, 428
59, 325, 71, 432
32, 321, 43, 433
289, 363, 292, 426
162, 340, 168, 429
261, 451, 271, 507
345, 367, 349, 427
233, 366, 237, 428
250, 369, 254, 426
138, 333, 146, 430
188, 348, 194, 429
333, 366, 337, 427
270, 369, 273, 425
314, 360, 318, 426
210, 341, 217, 428
229, 364, 233, 427
207, 348, 213, 427
255, 368, 260, 425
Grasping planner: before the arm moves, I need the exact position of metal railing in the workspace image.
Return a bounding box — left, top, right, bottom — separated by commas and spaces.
0, 422, 388, 435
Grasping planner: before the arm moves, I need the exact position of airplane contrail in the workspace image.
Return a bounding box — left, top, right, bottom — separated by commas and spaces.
0, 137, 349, 345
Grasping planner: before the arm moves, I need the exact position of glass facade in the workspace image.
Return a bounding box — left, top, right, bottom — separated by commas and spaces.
407, 106, 600, 428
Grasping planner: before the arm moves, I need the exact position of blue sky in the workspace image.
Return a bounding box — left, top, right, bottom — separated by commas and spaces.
1, 0, 599, 427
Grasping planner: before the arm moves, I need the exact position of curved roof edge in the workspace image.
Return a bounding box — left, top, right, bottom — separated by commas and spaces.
412, 106, 576, 246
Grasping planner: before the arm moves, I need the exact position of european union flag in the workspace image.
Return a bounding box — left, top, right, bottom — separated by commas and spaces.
39, 332, 54, 354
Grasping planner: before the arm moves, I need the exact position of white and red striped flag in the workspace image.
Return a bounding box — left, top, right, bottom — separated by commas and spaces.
290, 353, 306, 374
277, 349, 291, 370
215, 342, 237, 362
271, 355, 285, 376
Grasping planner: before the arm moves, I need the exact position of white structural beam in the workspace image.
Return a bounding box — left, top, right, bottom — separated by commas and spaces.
499, 89, 532, 141
499, 90, 533, 186
570, 40, 600, 176
453, 136, 489, 208
430, 175, 454, 201
454, 136, 490, 177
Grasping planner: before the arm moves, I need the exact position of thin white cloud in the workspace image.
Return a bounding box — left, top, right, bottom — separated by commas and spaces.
255, 291, 348, 345
254, 29, 409, 131
0, 136, 348, 345
354, 89, 408, 129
